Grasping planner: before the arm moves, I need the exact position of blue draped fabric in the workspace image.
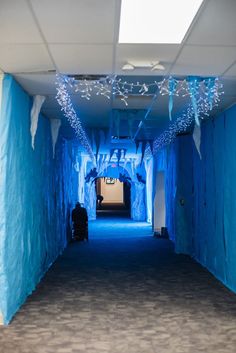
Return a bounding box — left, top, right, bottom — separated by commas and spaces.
0, 75, 77, 324
164, 104, 236, 293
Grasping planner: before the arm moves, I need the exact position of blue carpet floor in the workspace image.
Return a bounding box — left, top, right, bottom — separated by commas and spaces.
89, 217, 152, 239
1, 218, 236, 353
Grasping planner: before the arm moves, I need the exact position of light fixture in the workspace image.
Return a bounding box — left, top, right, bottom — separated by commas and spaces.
119, 0, 204, 44
122, 61, 165, 71
151, 63, 165, 71
122, 63, 135, 71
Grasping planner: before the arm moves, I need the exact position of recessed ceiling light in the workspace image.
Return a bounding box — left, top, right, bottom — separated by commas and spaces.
122, 63, 135, 70
119, 0, 204, 44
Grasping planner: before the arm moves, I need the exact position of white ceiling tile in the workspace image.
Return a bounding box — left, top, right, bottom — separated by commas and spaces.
14, 73, 57, 94
49, 44, 113, 74
0, 0, 42, 44
115, 44, 180, 75
31, 0, 116, 44
0, 44, 54, 73
172, 45, 236, 76
224, 62, 236, 78
187, 0, 236, 46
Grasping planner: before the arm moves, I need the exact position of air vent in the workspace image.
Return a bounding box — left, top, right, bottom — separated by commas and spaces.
68, 74, 107, 81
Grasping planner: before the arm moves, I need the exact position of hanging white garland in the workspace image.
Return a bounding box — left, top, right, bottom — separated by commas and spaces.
145, 93, 221, 158
55, 73, 224, 158
55, 74, 95, 163
61, 74, 223, 112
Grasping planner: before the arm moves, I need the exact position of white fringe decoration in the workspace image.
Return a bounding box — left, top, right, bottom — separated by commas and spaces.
30, 95, 45, 149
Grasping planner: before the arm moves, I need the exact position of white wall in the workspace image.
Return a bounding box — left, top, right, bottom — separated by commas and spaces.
100, 178, 124, 204
145, 158, 153, 223
154, 171, 166, 231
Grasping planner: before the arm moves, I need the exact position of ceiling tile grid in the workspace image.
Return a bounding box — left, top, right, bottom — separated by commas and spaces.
30, 0, 116, 44
186, 0, 236, 46
115, 44, 180, 75
0, 0, 43, 44
0, 44, 54, 73
224, 62, 236, 78
0, 0, 235, 140
171, 45, 236, 76
49, 44, 113, 74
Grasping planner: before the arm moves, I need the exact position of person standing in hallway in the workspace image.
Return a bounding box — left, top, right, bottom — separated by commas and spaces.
97, 194, 104, 209
72, 202, 88, 241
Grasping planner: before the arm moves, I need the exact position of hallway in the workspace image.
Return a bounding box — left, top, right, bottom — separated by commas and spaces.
1, 219, 236, 353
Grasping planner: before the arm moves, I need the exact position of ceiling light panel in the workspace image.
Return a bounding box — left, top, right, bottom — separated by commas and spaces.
119, 0, 204, 44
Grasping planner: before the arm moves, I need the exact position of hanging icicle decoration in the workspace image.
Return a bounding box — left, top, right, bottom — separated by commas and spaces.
50, 118, 61, 158
55, 74, 95, 164
145, 80, 224, 157
193, 122, 202, 159
168, 77, 177, 121
188, 77, 201, 126
30, 95, 46, 149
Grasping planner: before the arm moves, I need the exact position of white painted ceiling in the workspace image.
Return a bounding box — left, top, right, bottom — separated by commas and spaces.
0, 0, 236, 141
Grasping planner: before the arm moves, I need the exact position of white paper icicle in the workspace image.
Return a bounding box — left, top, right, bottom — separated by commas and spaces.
193, 123, 202, 159
50, 118, 61, 158
30, 95, 45, 149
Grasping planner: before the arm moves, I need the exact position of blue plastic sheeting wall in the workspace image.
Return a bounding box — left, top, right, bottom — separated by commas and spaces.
0, 75, 78, 324
164, 104, 236, 293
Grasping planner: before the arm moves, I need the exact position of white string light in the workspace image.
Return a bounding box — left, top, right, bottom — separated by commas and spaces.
55, 73, 224, 160
145, 83, 223, 158
55, 74, 95, 163
62, 74, 223, 108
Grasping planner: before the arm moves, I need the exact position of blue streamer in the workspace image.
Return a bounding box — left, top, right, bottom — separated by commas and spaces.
188, 77, 200, 126
168, 77, 177, 121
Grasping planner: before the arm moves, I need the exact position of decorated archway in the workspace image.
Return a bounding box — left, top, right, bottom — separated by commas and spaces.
81, 158, 147, 222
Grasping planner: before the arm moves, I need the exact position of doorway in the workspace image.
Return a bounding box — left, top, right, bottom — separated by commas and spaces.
96, 177, 131, 218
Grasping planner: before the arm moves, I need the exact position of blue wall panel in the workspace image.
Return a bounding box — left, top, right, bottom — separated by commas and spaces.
165, 104, 236, 292
0, 75, 77, 324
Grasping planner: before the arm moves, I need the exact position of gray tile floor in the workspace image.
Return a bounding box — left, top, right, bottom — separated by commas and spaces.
1, 218, 236, 353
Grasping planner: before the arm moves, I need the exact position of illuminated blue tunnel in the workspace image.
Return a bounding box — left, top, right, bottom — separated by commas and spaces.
1, 73, 236, 326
